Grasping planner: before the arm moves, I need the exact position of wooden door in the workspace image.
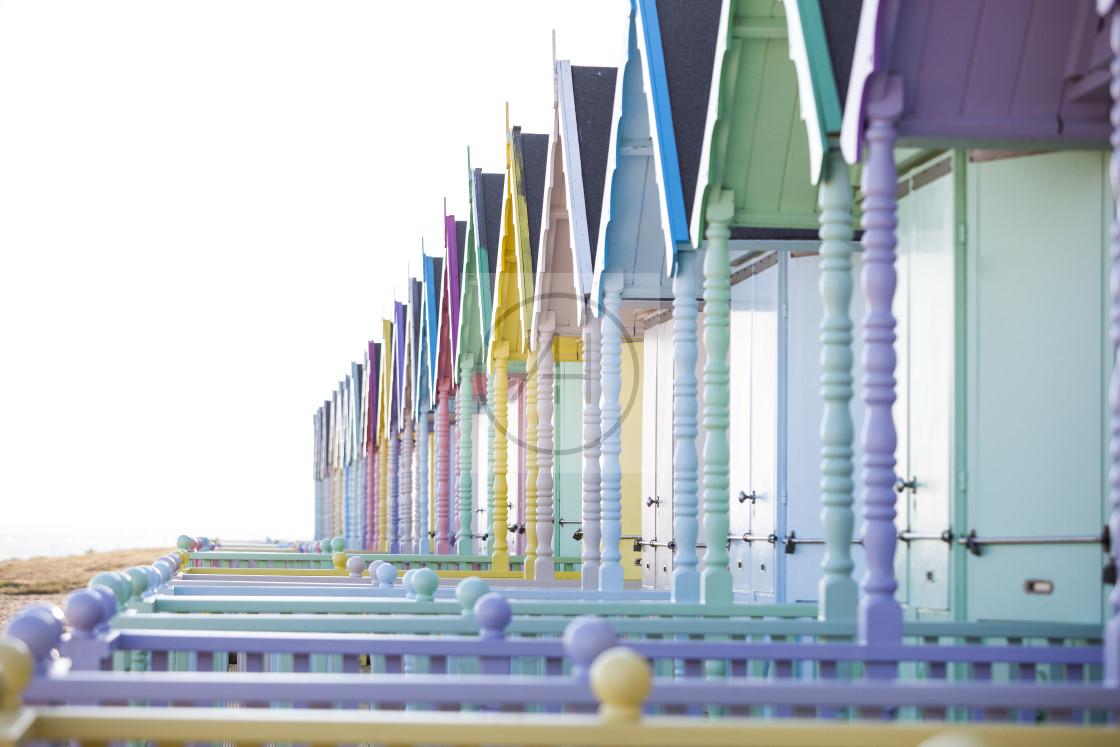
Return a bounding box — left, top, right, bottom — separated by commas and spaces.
964, 151, 1107, 624
554, 361, 583, 559
895, 155, 956, 615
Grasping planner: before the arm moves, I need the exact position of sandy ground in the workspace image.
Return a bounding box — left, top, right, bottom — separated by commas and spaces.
0, 547, 170, 628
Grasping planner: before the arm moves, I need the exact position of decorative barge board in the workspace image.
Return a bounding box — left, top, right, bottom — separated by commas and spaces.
436, 210, 464, 554
366, 341, 382, 552
531, 58, 618, 580
487, 116, 549, 574
685, 0, 865, 610
458, 166, 505, 556
841, 0, 1114, 639
417, 255, 442, 555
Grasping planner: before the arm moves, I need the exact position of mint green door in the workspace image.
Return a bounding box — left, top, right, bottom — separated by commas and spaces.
894, 155, 956, 617
554, 361, 583, 560
963, 151, 1108, 624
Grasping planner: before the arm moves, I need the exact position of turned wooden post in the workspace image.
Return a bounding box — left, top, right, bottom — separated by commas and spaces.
492, 344, 511, 572
1104, 0, 1120, 687
857, 74, 904, 648
436, 378, 452, 554
818, 148, 858, 621
524, 342, 540, 579
486, 370, 496, 557
389, 421, 400, 554
672, 248, 701, 603
535, 316, 556, 580
582, 304, 603, 590
457, 356, 475, 555
702, 193, 734, 604
417, 411, 430, 554
600, 270, 625, 591
400, 419, 414, 553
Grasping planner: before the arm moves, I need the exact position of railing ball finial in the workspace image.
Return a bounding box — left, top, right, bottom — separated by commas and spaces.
151, 560, 173, 586
375, 562, 398, 588
916, 732, 994, 747
64, 589, 105, 635
402, 568, 420, 598
0, 638, 34, 710
473, 592, 512, 640
345, 555, 367, 578
367, 559, 385, 584
562, 615, 618, 681
4, 606, 62, 672
589, 647, 651, 723
89, 572, 131, 605
331, 551, 348, 570
411, 568, 438, 602
455, 577, 491, 615
331, 537, 346, 552
175, 534, 192, 551
124, 567, 150, 598
87, 585, 118, 628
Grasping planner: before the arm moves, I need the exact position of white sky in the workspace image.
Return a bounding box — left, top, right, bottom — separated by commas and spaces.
0, 0, 630, 547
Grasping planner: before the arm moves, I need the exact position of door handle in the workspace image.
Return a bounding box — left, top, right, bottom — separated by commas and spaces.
895, 476, 917, 494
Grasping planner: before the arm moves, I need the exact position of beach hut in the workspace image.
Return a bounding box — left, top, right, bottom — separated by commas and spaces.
586, 0, 722, 596
414, 257, 442, 555
434, 212, 467, 554
365, 341, 381, 551
486, 114, 549, 573
457, 166, 504, 556
681, 0, 865, 609
838, 0, 1115, 645
378, 316, 396, 553
531, 55, 617, 580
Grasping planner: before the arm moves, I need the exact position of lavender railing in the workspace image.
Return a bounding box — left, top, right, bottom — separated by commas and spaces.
7, 592, 1105, 695
4, 629, 1118, 725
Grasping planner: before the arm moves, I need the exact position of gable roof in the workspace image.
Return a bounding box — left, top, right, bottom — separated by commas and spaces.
691, 0, 854, 242
657, 0, 721, 231
571, 65, 617, 266
488, 127, 549, 365
531, 60, 618, 343
367, 341, 380, 446
521, 132, 550, 274
416, 255, 440, 414
480, 172, 505, 304
841, 0, 1109, 163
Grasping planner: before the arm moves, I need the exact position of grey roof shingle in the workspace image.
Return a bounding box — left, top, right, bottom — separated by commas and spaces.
570, 65, 617, 266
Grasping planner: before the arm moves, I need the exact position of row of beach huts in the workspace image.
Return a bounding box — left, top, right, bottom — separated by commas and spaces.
3, 0, 1120, 744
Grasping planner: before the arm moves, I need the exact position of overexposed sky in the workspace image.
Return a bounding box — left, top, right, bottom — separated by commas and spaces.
0, 0, 629, 546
